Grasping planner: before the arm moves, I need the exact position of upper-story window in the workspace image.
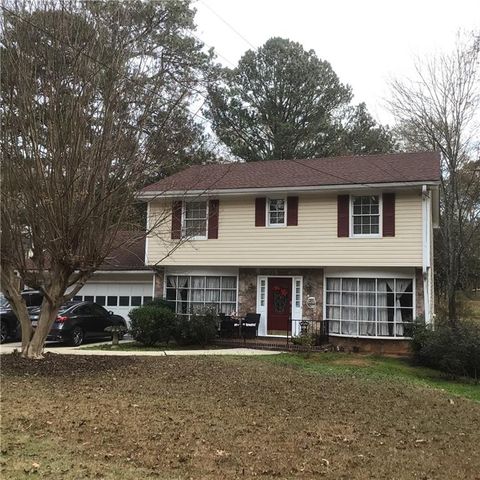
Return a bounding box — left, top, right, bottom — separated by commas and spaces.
351, 195, 381, 236
183, 201, 208, 239
267, 198, 286, 227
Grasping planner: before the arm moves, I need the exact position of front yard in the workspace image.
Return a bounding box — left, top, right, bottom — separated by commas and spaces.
1, 353, 479, 479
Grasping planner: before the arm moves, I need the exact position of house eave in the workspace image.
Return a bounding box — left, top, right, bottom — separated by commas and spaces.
138, 180, 441, 200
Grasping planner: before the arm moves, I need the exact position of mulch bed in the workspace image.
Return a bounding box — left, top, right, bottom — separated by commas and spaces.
1, 353, 480, 479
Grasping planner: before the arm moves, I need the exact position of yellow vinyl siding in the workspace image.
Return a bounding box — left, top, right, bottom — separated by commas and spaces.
147, 191, 423, 267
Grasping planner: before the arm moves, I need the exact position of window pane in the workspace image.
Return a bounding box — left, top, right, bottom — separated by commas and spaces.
377, 322, 394, 336
220, 303, 235, 314
143, 296, 152, 304
326, 278, 341, 291
341, 321, 357, 335
206, 277, 220, 289
191, 289, 204, 302
107, 296, 118, 306
191, 277, 205, 289
342, 306, 357, 320
73, 296, 82, 301
329, 320, 340, 334
359, 279, 375, 291
359, 322, 376, 336
222, 290, 236, 302
119, 296, 129, 306
358, 307, 375, 320
222, 277, 236, 289
95, 296, 105, 306
84, 295, 94, 302
326, 292, 341, 305
326, 306, 341, 319
342, 292, 356, 306
342, 279, 357, 291
358, 292, 375, 306
205, 290, 220, 302
131, 296, 141, 306
185, 201, 207, 219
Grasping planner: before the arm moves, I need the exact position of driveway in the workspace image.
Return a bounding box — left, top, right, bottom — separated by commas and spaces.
0, 340, 280, 356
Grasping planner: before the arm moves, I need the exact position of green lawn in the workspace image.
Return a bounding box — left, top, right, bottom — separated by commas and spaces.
260, 352, 480, 402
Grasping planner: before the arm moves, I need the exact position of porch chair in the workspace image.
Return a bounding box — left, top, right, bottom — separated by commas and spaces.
219, 315, 235, 338
242, 313, 260, 340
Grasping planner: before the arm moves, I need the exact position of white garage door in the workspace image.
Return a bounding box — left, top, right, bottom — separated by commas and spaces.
74, 282, 153, 325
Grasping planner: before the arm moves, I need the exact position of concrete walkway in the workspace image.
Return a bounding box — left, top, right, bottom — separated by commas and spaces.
0, 340, 281, 357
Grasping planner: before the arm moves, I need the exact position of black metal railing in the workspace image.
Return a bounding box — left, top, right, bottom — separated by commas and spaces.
286, 318, 328, 346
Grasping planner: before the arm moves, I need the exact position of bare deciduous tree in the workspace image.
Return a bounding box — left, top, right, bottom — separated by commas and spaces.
0, 0, 211, 358
388, 32, 480, 323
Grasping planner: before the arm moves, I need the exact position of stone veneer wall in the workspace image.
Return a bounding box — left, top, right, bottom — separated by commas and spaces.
153, 268, 165, 298
238, 268, 324, 320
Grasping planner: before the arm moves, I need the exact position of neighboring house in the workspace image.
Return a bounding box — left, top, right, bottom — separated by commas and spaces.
71, 233, 154, 323
139, 152, 440, 352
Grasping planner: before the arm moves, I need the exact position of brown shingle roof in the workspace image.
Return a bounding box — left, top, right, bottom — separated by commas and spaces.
141, 151, 441, 194
100, 231, 147, 271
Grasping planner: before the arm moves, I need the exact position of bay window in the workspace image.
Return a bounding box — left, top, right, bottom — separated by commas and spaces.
325, 277, 414, 338
166, 275, 237, 316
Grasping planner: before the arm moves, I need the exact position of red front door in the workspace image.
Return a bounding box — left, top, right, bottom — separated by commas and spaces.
267, 277, 292, 334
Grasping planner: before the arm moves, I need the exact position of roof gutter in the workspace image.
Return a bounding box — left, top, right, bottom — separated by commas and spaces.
138, 180, 441, 200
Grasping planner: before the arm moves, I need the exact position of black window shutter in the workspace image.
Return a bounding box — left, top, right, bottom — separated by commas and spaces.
255, 197, 266, 226
287, 196, 298, 226
337, 195, 349, 237
208, 199, 219, 239
171, 200, 182, 239
382, 193, 395, 237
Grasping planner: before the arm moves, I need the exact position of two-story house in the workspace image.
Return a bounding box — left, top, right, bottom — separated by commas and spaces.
140, 151, 440, 352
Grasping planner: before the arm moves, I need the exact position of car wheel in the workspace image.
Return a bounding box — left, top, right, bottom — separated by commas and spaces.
69, 327, 84, 347
0, 321, 8, 344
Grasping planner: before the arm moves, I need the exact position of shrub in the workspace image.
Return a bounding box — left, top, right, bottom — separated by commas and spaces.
173, 310, 218, 347
129, 306, 176, 346
411, 320, 480, 380
144, 297, 175, 311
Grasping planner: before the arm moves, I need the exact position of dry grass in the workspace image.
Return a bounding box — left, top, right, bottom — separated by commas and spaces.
1, 353, 480, 479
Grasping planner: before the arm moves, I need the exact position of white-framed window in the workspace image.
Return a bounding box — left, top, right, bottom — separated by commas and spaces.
166, 275, 237, 316
267, 198, 286, 227
259, 279, 266, 307
183, 200, 208, 239
325, 277, 414, 338
294, 279, 302, 308
351, 195, 381, 236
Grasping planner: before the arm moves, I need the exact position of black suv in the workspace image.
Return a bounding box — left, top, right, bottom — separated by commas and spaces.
30, 301, 127, 346
0, 290, 44, 343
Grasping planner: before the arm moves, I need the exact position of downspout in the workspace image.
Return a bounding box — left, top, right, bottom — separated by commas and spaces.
421, 185, 432, 325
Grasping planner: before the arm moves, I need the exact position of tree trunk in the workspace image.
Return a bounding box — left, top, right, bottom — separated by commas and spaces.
22, 277, 66, 360
24, 300, 61, 359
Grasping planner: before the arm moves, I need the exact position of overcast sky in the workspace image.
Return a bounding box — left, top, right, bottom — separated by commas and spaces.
194, 0, 480, 126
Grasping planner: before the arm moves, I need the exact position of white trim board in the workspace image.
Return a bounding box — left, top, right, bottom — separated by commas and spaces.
138, 181, 440, 200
